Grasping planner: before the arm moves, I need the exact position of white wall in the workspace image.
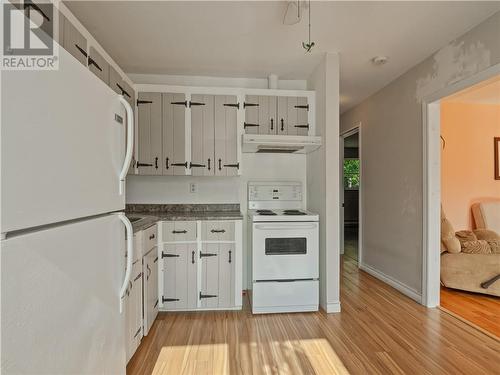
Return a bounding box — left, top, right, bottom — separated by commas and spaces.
307, 53, 341, 313
340, 11, 500, 299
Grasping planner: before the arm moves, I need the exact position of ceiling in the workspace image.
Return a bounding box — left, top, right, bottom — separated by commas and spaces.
444, 75, 500, 105
65, 1, 500, 113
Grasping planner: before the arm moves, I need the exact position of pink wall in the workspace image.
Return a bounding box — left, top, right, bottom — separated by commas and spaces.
441, 102, 500, 230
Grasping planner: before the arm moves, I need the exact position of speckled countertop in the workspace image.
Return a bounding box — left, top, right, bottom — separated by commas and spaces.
125, 204, 243, 232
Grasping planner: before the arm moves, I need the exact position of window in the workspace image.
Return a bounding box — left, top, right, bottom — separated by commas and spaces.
344, 159, 360, 190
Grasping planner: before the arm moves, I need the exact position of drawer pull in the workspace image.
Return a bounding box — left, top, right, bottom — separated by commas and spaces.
191, 251, 195, 264
162, 252, 179, 259
154, 299, 159, 308
200, 252, 217, 258
199, 292, 218, 299
154, 256, 158, 263
134, 273, 142, 282
172, 230, 187, 234
162, 297, 179, 303
229, 250, 232, 264
210, 229, 226, 233
133, 328, 142, 338
149, 233, 155, 240
146, 264, 151, 280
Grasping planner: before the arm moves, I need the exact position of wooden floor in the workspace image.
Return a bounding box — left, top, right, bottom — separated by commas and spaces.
127, 257, 500, 375
440, 286, 500, 339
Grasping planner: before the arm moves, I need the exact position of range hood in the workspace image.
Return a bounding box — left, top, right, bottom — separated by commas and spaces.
242, 134, 322, 154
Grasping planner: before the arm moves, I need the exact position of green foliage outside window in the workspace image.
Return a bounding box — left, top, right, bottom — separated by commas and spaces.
344, 159, 360, 189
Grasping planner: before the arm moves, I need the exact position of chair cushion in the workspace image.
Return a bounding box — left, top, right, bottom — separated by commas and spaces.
441, 213, 461, 253
474, 229, 500, 254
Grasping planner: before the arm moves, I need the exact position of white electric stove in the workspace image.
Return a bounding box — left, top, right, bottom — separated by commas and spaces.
248, 181, 319, 314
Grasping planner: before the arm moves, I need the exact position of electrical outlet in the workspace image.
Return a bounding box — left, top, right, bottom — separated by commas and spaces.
189, 183, 197, 193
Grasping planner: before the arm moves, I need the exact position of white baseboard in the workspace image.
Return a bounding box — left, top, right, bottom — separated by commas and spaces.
320, 301, 341, 313
359, 262, 422, 303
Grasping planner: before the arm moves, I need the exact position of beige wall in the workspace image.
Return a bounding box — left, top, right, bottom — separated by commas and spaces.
441, 102, 500, 230
340, 12, 500, 296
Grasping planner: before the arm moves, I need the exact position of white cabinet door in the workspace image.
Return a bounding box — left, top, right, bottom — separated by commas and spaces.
125, 260, 143, 362
161, 244, 197, 310
137, 92, 162, 175
191, 94, 215, 176
200, 244, 219, 309
143, 249, 159, 336
87, 46, 109, 85
218, 243, 235, 308
214, 95, 239, 176
259, 95, 277, 135
287, 96, 309, 136
162, 93, 187, 175
244, 95, 260, 134
277, 96, 288, 135
62, 18, 87, 66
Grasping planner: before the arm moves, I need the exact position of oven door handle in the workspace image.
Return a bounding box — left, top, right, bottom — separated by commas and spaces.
254, 224, 317, 230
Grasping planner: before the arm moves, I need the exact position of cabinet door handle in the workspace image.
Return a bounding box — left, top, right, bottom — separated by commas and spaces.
191, 251, 195, 264
155, 157, 158, 169
75, 44, 87, 58
134, 273, 142, 282
229, 250, 232, 264
137, 162, 153, 168
171, 162, 188, 168
154, 299, 159, 308
243, 102, 259, 108
165, 157, 170, 170
270, 118, 274, 131
199, 292, 218, 299
244, 122, 260, 128
218, 158, 222, 171
207, 158, 211, 171
200, 252, 217, 258
294, 124, 310, 129
161, 252, 179, 258
224, 163, 239, 169
146, 264, 151, 280
172, 230, 187, 234
189, 162, 206, 168
154, 256, 158, 263
294, 104, 309, 110
171, 101, 188, 107
133, 327, 142, 338
189, 101, 205, 107
281, 118, 285, 132
210, 229, 226, 233
162, 297, 179, 303
87, 56, 102, 71
149, 233, 155, 240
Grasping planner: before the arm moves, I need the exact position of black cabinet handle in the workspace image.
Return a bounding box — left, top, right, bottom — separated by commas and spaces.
189, 162, 206, 168
137, 99, 153, 105
87, 56, 102, 72
171, 162, 188, 168
191, 251, 195, 264
172, 230, 187, 234
224, 163, 239, 169
134, 273, 142, 282
281, 118, 285, 132
243, 102, 259, 108
25, 3, 50, 21
133, 327, 141, 338
155, 157, 158, 169
137, 162, 153, 167
210, 229, 226, 233
75, 44, 87, 58
229, 250, 232, 264
270, 118, 274, 130
199, 292, 217, 299
154, 256, 158, 263
189, 101, 205, 107
149, 233, 155, 240
244, 123, 260, 128
223, 103, 240, 109
116, 83, 131, 98
165, 157, 170, 169
161, 252, 179, 258
218, 158, 222, 171
154, 299, 159, 308
294, 124, 310, 129
162, 297, 179, 303
207, 158, 211, 171
200, 252, 217, 258
171, 101, 188, 107
294, 104, 309, 110
146, 264, 151, 280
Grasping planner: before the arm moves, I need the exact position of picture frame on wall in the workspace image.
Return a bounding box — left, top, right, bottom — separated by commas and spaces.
495, 137, 500, 180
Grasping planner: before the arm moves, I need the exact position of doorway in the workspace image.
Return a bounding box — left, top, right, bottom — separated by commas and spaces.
340, 126, 361, 264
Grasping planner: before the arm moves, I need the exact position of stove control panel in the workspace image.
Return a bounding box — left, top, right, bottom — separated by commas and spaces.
248, 182, 302, 201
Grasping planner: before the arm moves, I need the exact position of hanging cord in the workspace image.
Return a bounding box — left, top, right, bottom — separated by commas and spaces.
302, 0, 315, 52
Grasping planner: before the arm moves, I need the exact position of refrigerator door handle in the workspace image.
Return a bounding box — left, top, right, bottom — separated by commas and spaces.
117, 213, 133, 313
118, 95, 134, 195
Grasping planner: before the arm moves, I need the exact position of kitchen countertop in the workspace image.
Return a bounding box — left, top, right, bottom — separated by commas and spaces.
125, 204, 243, 233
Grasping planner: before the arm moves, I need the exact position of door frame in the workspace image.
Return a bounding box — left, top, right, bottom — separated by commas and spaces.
340, 123, 362, 264
421, 63, 500, 307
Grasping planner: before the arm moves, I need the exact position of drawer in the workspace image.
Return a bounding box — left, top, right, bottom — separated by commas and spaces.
143, 224, 157, 252
161, 221, 197, 242
201, 221, 234, 241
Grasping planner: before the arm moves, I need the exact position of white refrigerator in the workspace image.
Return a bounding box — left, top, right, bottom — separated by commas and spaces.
1, 45, 134, 374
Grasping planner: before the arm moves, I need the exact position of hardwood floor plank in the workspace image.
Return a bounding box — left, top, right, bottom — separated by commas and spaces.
127, 257, 500, 375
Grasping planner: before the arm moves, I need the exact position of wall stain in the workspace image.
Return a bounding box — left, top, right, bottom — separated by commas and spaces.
415, 40, 491, 101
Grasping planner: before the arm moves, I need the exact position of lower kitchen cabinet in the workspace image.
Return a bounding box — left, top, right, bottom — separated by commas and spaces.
124, 257, 143, 363
142, 248, 158, 336
158, 219, 242, 311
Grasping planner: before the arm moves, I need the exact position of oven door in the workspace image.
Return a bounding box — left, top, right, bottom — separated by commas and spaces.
252, 222, 319, 281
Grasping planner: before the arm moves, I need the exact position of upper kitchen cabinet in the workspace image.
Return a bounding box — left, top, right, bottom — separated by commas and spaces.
162, 93, 188, 176
87, 46, 109, 85
191, 94, 215, 176
62, 16, 87, 66
137, 92, 162, 175
244, 95, 277, 135
108, 66, 123, 95
215, 95, 239, 176
277, 96, 309, 136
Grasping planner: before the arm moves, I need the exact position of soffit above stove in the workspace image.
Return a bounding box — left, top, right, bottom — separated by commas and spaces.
242, 134, 321, 154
